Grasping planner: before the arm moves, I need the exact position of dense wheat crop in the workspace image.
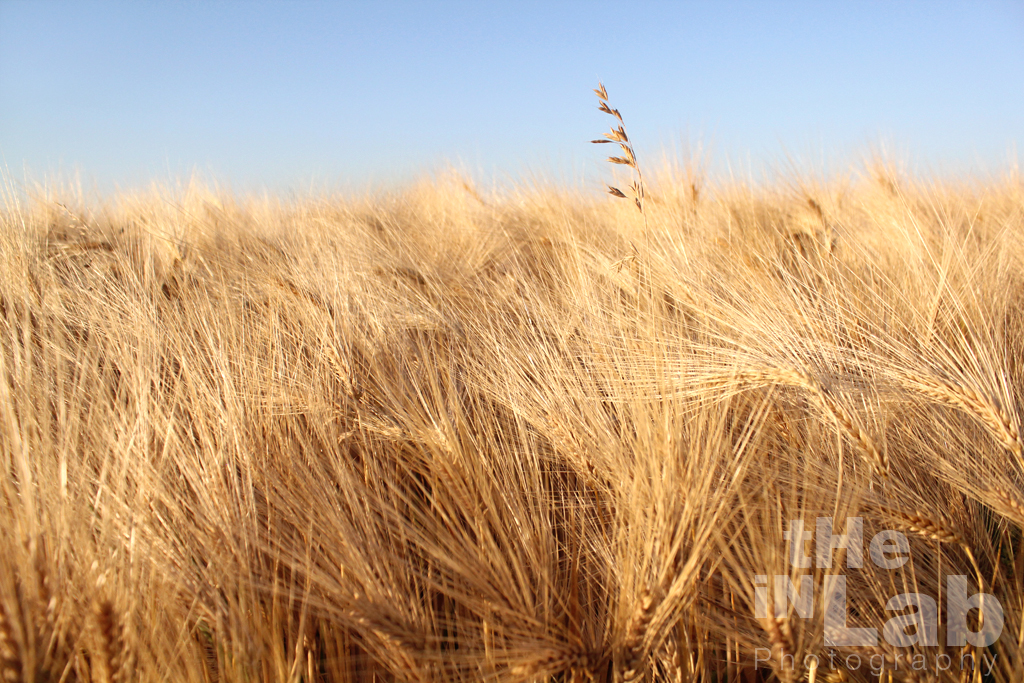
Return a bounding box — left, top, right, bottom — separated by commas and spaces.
2, 158, 1024, 682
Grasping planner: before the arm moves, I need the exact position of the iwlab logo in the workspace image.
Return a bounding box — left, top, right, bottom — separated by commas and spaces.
753, 518, 1003, 677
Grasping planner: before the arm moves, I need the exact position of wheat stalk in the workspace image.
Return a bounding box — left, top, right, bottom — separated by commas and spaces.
591, 82, 660, 322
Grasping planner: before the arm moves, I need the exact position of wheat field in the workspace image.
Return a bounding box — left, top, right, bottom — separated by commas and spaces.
2, 143, 1024, 683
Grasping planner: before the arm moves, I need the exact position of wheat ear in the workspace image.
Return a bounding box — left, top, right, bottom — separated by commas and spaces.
762, 616, 797, 683
729, 367, 889, 480
509, 648, 597, 682
92, 600, 122, 683
0, 600, 23, 683
880, 505, 987, 610
901, 372, 1023, 458
622, 590, 657, 682
878, 506, 963, 545
990, 487, 1024, 527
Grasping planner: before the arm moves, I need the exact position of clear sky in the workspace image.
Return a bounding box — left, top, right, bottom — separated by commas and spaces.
1, 1, 1022, 193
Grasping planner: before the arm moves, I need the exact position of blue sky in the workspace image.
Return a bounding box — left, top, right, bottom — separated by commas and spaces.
1, 1, 1022, 193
